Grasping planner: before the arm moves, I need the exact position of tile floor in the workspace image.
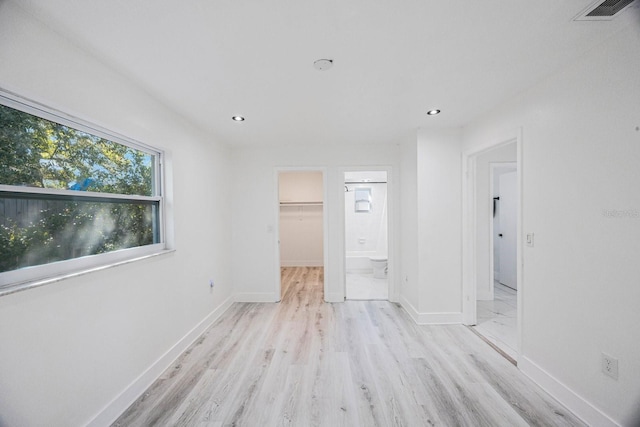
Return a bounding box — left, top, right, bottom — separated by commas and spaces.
474, 282, 518, 360
345, 272, 388, 300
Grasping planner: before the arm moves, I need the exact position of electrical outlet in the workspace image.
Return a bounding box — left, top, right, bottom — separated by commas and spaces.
601, 353, 618, 380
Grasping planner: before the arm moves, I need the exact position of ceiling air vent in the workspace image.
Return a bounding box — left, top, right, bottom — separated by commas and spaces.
574, 0, 637, 20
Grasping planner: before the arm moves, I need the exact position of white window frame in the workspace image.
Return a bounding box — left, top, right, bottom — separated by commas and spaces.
0, 90, 168, 295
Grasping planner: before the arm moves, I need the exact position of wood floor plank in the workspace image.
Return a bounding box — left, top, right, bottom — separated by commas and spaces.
113, 267, 585, 427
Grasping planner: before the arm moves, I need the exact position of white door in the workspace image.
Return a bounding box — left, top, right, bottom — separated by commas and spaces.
498, 171, 517, 290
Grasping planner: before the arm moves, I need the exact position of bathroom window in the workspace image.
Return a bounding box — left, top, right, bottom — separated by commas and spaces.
0, 92, 165, 293
354, 188, 372, 212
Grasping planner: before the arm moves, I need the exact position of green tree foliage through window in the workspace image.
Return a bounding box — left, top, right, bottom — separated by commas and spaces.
0, 103, 159, 274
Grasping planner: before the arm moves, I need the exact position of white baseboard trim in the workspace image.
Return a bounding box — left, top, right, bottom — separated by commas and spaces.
399, 295, 421, 323
324, 292, 344, 303
519, 356, 620, 427
86, 295, 235, 427
399, 295, 462, 325
234, 292, 279, 302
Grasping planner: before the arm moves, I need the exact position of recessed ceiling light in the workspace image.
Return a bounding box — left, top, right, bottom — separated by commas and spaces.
313, 59, 334, 71
232, 116, 245, 121
427, 109, 441, 116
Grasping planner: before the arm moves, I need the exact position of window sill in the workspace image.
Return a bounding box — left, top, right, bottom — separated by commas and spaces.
0, 249, 176, 298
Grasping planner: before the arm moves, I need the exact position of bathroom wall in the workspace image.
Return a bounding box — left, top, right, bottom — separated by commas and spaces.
344, 171, 388, 258
279, 171, 323, 266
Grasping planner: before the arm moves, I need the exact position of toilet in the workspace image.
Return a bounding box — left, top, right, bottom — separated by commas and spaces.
369, 257, 388, 279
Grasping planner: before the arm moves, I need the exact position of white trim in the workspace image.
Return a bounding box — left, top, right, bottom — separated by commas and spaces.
273, 169, 283, 302
322, 170, 330, 302
0, 248, 173, 297
324, 292, 343, 303
519, 356, 620, 427
234, 292, 279, 303
85, 295, 235, 427
340, 166, 395, 302
0, 89, 170, 294
515, 131, 524, 356
461, 149, 478, 324
0, 184, 161, 202
0, 89, 160, 155
0, 244, 167, 291
400, 295, 462, 325
399, 295, 421, 323
461, 127, 522, 346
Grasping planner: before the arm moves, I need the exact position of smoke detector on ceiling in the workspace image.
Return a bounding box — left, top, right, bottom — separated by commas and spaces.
574, 0, 637, 21
313, 59, 334, 71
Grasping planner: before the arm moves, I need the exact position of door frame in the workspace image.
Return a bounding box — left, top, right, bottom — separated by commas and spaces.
274, 167, 329, 301
339, 165, 396, 302
462, 127, 523, 356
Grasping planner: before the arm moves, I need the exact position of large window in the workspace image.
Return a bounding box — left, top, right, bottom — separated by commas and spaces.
0, 92, 165, 292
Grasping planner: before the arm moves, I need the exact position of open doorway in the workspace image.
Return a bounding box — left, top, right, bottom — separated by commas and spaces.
278, 171, 325, 302
344, 171, 388, 300
463, 139, 520, 363
474, 161, 518, 360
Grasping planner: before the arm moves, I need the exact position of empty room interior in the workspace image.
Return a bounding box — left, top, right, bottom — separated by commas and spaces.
0, 0, 639, 426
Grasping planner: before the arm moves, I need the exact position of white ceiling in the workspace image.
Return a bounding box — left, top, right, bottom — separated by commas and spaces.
11, 0, 639, 147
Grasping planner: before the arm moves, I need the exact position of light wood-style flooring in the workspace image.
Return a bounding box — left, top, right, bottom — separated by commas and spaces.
113, 267, 583, 426
475, 282, 518, 360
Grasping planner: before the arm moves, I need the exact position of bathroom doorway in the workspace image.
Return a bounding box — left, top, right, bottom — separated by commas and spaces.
277, 171, 325, 302
344, 171, 388, 300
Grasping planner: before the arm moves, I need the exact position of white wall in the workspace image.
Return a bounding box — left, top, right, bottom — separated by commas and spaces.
279, 172, 323, 266
463, 22, 640, 426
401, 129, 462, 324
231, 144, 401, 303
0, 3, 233, 426
416, 129, 463, 319
399, 138, 420, 310
399, 129, 463, 324
475, 144, 517, 299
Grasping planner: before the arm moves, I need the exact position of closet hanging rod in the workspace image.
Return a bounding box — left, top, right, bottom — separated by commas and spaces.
344, 181, 387, 184
279, 201, 323, 205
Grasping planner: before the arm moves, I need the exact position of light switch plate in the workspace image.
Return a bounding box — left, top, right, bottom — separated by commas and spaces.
526, 233, 534, 247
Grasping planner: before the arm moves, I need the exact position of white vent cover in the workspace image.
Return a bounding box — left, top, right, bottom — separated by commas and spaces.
575, 0, 637, 20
